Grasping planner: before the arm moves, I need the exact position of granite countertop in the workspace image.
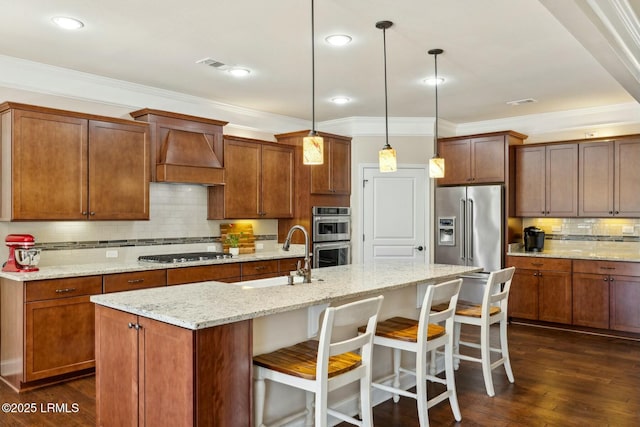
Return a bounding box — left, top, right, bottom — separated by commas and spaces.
90, 262, 482, 330
0, 246, 308, 282
507, 247, 640, 262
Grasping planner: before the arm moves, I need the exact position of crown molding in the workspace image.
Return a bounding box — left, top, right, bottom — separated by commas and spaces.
319, 116, 438, 137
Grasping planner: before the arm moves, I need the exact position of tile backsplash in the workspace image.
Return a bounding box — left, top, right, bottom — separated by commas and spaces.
524, 217, 640, 238
0, 183, 279, 265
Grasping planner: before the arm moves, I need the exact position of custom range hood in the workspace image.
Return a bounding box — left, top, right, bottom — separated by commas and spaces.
130, 109, 228, 185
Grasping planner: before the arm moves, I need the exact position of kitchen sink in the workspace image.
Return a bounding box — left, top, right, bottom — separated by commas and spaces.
240, 275, 319, 288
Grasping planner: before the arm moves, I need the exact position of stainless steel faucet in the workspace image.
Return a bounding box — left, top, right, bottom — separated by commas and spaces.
283, 225, 312, 283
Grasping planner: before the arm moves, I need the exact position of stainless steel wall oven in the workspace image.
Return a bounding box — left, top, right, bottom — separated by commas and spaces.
312, 206, 351, 268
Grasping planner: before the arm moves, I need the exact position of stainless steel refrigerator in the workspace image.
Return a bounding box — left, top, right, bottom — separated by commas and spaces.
435, 185, 503, 301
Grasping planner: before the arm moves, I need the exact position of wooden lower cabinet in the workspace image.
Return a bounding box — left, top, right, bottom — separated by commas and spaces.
167, 264, 242, 285
506, 256, 572, 324
609, 274, 640, 333
572, 273, 610, 329
0, 276, 102, 391
95, 305, 252, 427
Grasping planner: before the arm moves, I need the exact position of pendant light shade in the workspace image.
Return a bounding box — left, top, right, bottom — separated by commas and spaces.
428, 48, 444, 178
303, 0, 324, 165
376, 20, 397, 173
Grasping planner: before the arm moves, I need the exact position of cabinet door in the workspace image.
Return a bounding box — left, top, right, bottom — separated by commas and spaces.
261, 144, 294, 218
610, 275, 640, 333
471, 136, 505, 183
330, 137, 351, 195
11, 109, 88, 220
579, 141, 614, 217
223, 138, 261, 218
508, 268, 538, 320
310, 137, 351, 195
437, 139, 471, 185
615, 138, 640, 217
89, 120, 150, 220
546, 144, 578, 217
25, 295, 96, 381
572, 273, 609, 329
538, 270, 572, 324
95, 305, 139, 427
138, 316, 194, 427
514, 146, 546, 216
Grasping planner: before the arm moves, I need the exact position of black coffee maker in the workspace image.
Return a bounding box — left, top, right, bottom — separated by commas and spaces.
524, 226, 545, 252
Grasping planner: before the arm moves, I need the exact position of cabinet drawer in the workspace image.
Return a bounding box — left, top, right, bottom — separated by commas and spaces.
573, 260, 640, 276
506, 256, 571, 272
241, 260, 279, 279
279, 257, 304, 274
103, 270, 166, 293
26, 276, 102, 302
167, 264, 241, 285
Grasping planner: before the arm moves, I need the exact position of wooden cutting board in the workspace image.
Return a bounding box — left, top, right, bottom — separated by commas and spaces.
220, 223, 256, 254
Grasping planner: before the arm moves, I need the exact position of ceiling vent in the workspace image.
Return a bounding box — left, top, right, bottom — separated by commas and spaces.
195, 57, 230, 71
506, 98, 538, 106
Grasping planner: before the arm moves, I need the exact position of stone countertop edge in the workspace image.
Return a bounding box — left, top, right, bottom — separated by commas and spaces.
0, 246, 308, 282
90, 262, 482, 330
507, 248, 640, 262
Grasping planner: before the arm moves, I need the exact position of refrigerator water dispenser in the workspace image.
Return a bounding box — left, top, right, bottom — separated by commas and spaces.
438, 217, 455, 246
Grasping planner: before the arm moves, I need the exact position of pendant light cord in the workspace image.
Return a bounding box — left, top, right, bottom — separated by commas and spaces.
434, 51, 438, 151
311, 0, 317, 135
383, 26, 390, 149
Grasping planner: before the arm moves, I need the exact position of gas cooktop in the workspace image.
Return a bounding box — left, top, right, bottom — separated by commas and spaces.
138, 252, 232, 264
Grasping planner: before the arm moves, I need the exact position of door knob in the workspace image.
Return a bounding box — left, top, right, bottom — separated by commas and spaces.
415, 245, 424, 251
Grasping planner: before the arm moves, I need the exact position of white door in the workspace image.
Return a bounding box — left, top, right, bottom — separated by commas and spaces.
362, 166, 428, 262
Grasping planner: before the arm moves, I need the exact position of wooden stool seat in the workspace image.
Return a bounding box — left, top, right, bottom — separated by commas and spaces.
433, 300, 501, 318
253, 340, 362, 381
358, 317, 445, 342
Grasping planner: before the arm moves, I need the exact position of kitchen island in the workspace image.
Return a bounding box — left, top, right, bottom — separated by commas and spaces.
91, 262, 481, 426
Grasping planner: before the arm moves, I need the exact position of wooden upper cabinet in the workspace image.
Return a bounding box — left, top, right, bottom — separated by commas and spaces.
514, 143, 577, 217
579, 141, 614, 217
0, 102, 150, 221
437, 134, 514, 185
208, 136, 293, 219
579, 137, 640, 217
310, 135, 351, 195
615, 138, 640, 216
88, 120, 150, 220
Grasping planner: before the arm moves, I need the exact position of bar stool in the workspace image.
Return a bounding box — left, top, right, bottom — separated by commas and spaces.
360, 279, 463, 427
449, 267, 516, 397
253, 295, 383, 427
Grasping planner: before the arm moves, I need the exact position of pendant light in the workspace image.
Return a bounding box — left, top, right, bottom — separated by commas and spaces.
428, 48, 445, 178
376, 20, 397, 173
303, 0, 324, 165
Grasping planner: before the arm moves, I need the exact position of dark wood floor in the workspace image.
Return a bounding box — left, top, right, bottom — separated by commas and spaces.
0, 323, 638, 426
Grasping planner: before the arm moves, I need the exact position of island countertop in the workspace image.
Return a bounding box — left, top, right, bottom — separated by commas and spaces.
90, 262, 481, 330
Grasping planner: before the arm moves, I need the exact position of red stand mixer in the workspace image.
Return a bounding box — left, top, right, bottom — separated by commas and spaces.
3, 234, 41, 272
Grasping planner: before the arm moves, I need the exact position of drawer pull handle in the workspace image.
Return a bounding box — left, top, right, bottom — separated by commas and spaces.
127, 279, 145, 284
599, 266, 615, 270
531, 263, 543, 267
254, 266, 266, 270
55, 287, 77, 293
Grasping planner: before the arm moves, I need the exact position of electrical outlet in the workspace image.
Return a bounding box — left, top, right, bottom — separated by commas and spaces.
207, 246, 217, 252
256, 243, 264, 250
106, 250, 118, 258
622, 226, 634, 234
551, 225, 561, 232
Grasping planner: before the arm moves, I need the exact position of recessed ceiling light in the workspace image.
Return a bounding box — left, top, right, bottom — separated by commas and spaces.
331, 96, 351, 104
51, 16, 84, 30
228, 67, 251, 77
325, 34, 352, 46
423, 77, 445, 86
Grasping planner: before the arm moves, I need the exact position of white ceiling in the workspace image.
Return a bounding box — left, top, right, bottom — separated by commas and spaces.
0, 0, 638, 125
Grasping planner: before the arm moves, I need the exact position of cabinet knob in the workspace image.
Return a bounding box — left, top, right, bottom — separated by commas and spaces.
609, 211, 613, 215
90, 211, 96, 216
541, 211, 545, 215
603, 277, 609, 282
533, 272, 538, 277
128, 322, 134, 329
609, 277, 615, 282
615, 211, 619, 215
82, 211, 88, 216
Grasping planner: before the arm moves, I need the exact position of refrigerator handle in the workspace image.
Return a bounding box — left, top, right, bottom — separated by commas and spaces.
459, 198, 466, 260
468, 198, 474, 261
